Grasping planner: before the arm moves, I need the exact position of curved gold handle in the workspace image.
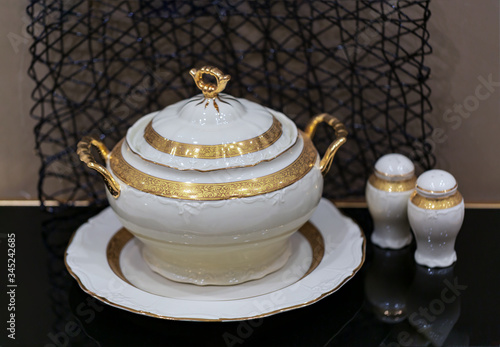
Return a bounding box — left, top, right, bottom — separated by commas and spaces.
189, 66, 231, 98
304, 113, 348, 176
77, 136, 121, 198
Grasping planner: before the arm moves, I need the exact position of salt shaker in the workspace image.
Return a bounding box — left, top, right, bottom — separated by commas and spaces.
366, 154, 416, 249
407, 169, 465, 268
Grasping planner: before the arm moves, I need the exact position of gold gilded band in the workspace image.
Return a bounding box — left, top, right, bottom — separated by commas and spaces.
106, 229, 134, 286
143, 116, 282, 159
410, 191, 463, 210
374, 168, 415, 179
127, 134, 298, 172
368, 174, 416, 192
77, 136, 121, 198
110, 134, 317, 201
65, 221, 365, 322
107, 222, 324, 288
416, 183, 458, 195
304, 113, 347, 176
299, 222, 325, 279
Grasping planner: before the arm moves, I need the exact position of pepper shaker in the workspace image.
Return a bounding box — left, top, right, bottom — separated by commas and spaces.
407, 169, 465, 268
366, 154, 416, 249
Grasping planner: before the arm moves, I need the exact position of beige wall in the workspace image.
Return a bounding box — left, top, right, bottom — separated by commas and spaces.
0, 0, 37, 199
427, 0, 500, 202
1, 1, 499, 201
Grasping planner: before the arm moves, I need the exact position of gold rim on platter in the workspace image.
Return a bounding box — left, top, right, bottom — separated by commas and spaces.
64, 212, 366, 322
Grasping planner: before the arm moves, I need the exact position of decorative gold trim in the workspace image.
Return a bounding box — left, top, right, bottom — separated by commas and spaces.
304, 113, 347, 176
143, 116, 283, 160
410, 191, 463, 210
368, 174, 416, 192
416, 183, 458, 195
3, 199, 500, 209
374, 168, 414, 179
107, 222, 325, 288
332, 200, 500, 209
65, 221, 365, 322
299, 222, 326, 279
110, 134, 318, 201
77, 136, 121, 198
189, 66, 231, 99
106, 229, 134, 286
127, 134, 298, 172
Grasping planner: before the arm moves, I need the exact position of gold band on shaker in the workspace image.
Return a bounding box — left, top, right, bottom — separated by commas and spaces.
368, 174, 417, 192
410, 190, 463, 210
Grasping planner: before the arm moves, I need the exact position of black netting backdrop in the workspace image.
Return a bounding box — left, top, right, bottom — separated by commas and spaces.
27, 0, 434, 210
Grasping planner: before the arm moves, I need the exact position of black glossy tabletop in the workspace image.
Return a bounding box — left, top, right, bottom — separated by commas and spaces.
0, 204, 499, 347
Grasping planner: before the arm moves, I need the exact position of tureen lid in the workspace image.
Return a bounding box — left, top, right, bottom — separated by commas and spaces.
126, 66, 297, 171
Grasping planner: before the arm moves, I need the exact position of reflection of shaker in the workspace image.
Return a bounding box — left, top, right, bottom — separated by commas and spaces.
407, 265, 464, 347
366, 154, 416, 249
364, 245, 414, 323
408, 170, 465, 268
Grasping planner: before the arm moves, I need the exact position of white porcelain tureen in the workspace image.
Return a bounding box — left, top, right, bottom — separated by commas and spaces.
77, 66, 347, 285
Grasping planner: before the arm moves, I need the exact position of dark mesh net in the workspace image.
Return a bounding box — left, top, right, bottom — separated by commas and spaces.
27, 0, 434, 211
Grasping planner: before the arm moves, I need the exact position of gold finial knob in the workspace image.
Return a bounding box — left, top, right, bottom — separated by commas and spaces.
190, 66, 231, 99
